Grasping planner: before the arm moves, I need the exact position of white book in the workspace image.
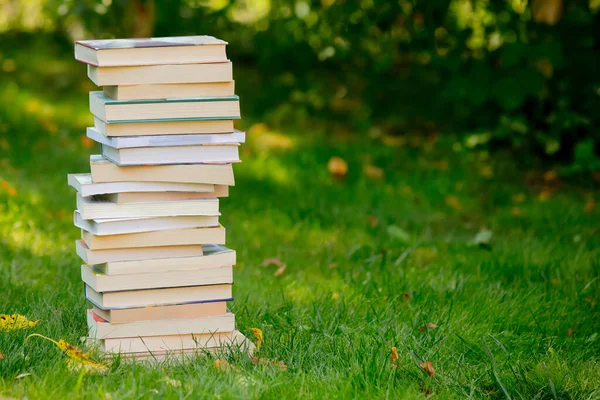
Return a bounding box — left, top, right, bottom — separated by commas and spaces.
82, 264, 233, 292
75, 36, 228, 67
87, 127, 245, 148
89, 92, 240, 122
104, 186, 228, 203
90, 155, 235, 185
88, 309, 236, 339
94, 117, 234, 137
76, 194, 219, 219
81, 225, 226, 250
68, 173, 214, 197
102, 144, 240, 166
94, 245, 236, 275
76, 240, 204, 265
87, 61, 233, 86
85, 283, 233, 310
103, 81, 235, 101
74, 211, 220, 236
100, 331, 244, 354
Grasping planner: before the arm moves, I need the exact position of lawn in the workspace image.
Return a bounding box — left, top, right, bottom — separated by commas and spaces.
1, 37, 599, 399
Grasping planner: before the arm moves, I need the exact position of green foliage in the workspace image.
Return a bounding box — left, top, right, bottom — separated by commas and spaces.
2, 0, 600, 170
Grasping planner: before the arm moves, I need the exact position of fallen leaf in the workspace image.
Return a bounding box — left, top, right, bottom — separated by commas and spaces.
426, 322, 438, 329
585, 200, 595, 214
262, 258, 283, 268
387, 225, 411, 243
214, 358, 229, 370
511, 207, 521, 216
367, 215, 379, 228
418, 326, 425, 333
0, 351, 4, 359
26, 334, 107, 374
0, 314, 38, 331
15, 373, 31, 380
420, 361, 436, 378
365, 165, 383, 180
327, 156, 348, 179
401, 293, 411, 301
249, 328, 263, 351
472, 228, 493, 248
391, 346, 399, 367
566, 328, 573, 337
538, 188, 552, 201
274, 264, 287, 277
445, 195, 461, 211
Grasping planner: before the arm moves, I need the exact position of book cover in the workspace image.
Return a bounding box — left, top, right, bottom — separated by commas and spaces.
76, 36, 227, 50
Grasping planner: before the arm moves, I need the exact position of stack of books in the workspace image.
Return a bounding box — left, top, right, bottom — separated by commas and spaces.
69, 36, 251, 360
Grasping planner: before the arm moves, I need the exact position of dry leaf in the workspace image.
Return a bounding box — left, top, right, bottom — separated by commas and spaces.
274, 264, 287, 277
566, 328, 573, 337
327, 156, 348, 179
426, 323, 438, 329
262, 258, 283, 268
249, 328, 263, 351
0, 314, 38, 331
365, 165, 384, 180
445, 195, 461, 211
511, 207, 521, 216
418, 326, 425, 333
391, 346, 399, 367
0, 351, 5, 359
585, 200, 595, 214
15, 373, 31, 380
367, 215, 379, 228
401, 293, 410, 301
214, 358, 229, 370
538, 188, 552, 201
26, 334, 107, 374
420, 361, 436, 378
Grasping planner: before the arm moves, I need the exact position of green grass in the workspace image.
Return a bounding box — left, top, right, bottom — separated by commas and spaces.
1, 36, 599, 399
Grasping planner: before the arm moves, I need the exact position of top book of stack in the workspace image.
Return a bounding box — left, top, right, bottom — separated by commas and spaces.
75, 36, 228, 67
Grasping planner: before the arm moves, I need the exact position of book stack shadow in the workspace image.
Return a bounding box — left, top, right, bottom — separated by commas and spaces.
69, 36, 252, 360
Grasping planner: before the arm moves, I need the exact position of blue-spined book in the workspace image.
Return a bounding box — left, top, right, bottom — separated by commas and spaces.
75, 36, 228, 67
89, 91, 240, 123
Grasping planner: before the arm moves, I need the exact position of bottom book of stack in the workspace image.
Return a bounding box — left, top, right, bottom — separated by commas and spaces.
82, 245, 253, 359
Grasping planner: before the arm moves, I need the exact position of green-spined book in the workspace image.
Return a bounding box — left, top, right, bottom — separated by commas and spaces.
89, 91, 240, 123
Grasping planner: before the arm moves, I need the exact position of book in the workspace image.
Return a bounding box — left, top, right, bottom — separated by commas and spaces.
88, 62, 233, 86
100, 330, 240, 353
88, 309, 236, 339
87, 127, 245, 148
75, 36, 228, 67
94, 245, 235, 275
103, 81, 235, 101
93, 301, 227, 324
94, 117, 234, 137
89, 92, 240, 122
102, 143, 240, 166
76, 194, 219, 219
85, 283, 233, 310
103, 185, 229, 204
82, 264, 233, 292
68, 173, 214, 197
74, 211, 219, 236
76, 240, 204, 265
81, 225, 226, 250
90, 155, 235, 185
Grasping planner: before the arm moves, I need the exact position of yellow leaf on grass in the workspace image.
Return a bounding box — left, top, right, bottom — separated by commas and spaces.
0, 314, 38, 331
249, 328, 263, 351
26, 334, 107, 374
0, 181, 17, 197
445, 195, 461, 211
327, 156, 348, 179
274, 264, 287, 277
262, 258, 284, 267
391, 346, 399, 367
364, 165, 384, 180
214, 358, 229, 370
